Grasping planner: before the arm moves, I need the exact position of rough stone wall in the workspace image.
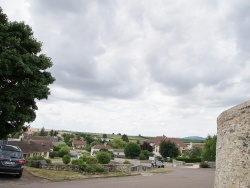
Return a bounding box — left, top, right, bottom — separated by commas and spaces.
215, 101, 250, 188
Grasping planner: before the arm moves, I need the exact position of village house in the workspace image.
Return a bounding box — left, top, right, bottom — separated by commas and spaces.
149, 136, 186, 158
1, 140, 53, 159
72, 140, 86, 149
90, 144, 113, 156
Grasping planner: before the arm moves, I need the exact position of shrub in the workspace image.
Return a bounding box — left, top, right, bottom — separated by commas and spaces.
123, 159, 130, 164
79, 164, 108, 173
49, 151, 58, 158
26, 156, 45, 161
175, 157, 201, 163
45, 159, 52, 164
62, 155, 71, 164
97, 151, 111, 164
199, 162, 209, 168
58, 146, 70, 157
124, 142, 141, 159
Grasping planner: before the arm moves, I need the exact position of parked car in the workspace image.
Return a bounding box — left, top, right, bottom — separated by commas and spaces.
155, 161, 165, 168
0, 144, 25, 178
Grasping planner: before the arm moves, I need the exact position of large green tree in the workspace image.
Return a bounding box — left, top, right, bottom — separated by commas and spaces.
201, 135, 217, 162
124, 142, 141, 159
159, 140, 179, 159
110, 137, 127, 149
0, 8, 55, 139
122, 134, 129, 142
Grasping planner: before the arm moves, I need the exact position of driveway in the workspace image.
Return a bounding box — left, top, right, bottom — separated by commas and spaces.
1, 167, 215, 188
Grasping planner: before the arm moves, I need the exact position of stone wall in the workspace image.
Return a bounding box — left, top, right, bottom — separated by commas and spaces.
215, 101, 250, 188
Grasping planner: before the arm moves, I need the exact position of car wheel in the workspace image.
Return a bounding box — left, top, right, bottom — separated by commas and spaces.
15, 173, 22, 178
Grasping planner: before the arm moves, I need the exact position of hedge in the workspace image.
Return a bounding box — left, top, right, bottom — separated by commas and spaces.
175, 157, 201, 163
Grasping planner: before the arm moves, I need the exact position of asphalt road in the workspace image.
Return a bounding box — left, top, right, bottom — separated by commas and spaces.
1, 167, 215, 188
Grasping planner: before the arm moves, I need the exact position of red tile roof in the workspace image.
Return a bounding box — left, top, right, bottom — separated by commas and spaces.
72, 140, 86, 146
5, 141, 53, 153
150, 136, 186, 148
92, 144, 113, 150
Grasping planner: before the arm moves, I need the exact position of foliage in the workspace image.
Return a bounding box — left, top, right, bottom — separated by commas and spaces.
53, 142, 68, 151
183, 147, 202, 158
201, 135, 217, 162
199, 162, 209, 168
175, 157, 201, 163
63, 133, 75, 146
39, 127, 48, 136
180, 139, 204, 143
140, 141, 153, 152
72, 155, 98, 165
103, 134, 107, 138
80, 164, 108, 173
71, 155, 106, 173
49, 129, 58, 137
49, 151, 58, 158
90, 140, 100, 147
85, 135, 95, 145
26, 156, 51, 164
159, 140, 179, 159
62, 155, 71, 164
123, 159, 130, 164
96, 151, 111, 164
124, 142, 141, 159
111, 137, 127, 149
122, 134, 129, 142
0, 8, 55, 139
58, 146, 70, 158
139, 150, 154, 160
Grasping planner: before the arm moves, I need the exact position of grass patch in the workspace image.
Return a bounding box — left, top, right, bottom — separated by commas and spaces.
150, 168, 172, 173
25, 166, 136, 180
25, 166, 86, 180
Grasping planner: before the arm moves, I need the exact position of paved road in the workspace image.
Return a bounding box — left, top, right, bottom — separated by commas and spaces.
0, 167, 215, 188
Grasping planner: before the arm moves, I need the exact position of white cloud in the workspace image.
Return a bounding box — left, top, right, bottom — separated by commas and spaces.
1, 0, 250, 137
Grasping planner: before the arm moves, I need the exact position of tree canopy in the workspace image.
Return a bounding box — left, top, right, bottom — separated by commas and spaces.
159, 140, 179, 158
122, 134, 129, 142
124, 142, 141, 159
0, 8, 55, 139
201, 135, 217, 162
110, 137, 127, 149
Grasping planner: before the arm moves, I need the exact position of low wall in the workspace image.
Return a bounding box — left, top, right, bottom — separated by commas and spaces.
104, 164, 131, 172
172, 159, 185, 166
26, 161, 149, 173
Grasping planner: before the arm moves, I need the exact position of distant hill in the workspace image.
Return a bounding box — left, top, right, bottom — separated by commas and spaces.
182, 136, 205, 140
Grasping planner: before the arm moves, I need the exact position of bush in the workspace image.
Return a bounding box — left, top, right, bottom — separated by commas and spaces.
123, 159, 130, 164
124, 142, 141, 159
79, 164, 108, 173
62, 155, 71, 164
175, 157, 201, 163
97, 151, 111, 164
26, 156, 45, 161
49, 151, 58, 158
58, 146, 70, 157
199, 162, 209, 168
45, 159, 52, 164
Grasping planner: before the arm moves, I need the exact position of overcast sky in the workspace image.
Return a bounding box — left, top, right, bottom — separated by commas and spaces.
1, 0, 250, 138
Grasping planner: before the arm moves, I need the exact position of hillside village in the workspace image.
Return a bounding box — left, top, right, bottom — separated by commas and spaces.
1, 127, 205, 163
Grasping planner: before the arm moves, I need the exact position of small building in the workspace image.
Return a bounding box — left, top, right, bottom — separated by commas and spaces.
72, 140, 86, 149
149, 136, 186, 157
113, 149, 125, 158
90, 144, 113, 156
1, 140, 53, 159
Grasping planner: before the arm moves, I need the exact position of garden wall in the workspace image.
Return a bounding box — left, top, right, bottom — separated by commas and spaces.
215, 100, 250, 188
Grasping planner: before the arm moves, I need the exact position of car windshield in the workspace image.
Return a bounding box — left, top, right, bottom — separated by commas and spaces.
0, 149, 22, 159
